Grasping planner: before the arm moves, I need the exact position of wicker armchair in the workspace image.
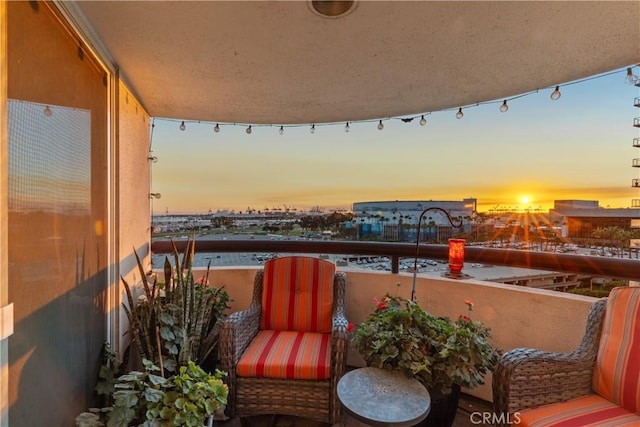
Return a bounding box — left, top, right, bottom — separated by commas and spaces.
219, 256, 348, 424
492, 286, 640, 426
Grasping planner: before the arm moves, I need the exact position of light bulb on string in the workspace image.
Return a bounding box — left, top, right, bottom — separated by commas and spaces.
43, 106, 53, 117
550, 86, 561, 101
279, 126, 284, 135
344, 122, 350, 132
246, 125, 252, 134
419, 115, 426, 126
377, 120, 384, 131
214, 123, 220, 133
179, 121, 186, 131
499, 100, 509, 112
456, 108, 464, 119
625, 67, 639, 85
310, 124, 316, 134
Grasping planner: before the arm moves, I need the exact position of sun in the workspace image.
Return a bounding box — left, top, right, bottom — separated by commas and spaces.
520, 196, 530, 204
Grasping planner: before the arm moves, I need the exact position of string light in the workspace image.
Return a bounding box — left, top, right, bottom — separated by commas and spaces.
310, 124, 316, 134
625, 67, 639, 85
43, 106, 53, 117
156, 67, 633, 133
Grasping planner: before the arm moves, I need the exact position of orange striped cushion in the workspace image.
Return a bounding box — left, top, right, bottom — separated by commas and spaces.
236, 330, 331, 380
518, 394, 640, 426
592, 286, 640, 414
260, 256, 335, 333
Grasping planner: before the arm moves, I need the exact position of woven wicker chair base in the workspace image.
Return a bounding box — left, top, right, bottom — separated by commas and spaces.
236, 377, 332, 423
492, 298, 608, 425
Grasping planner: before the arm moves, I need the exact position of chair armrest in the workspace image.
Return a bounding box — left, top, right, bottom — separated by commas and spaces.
492, 298, 607, 417
218, 269, 264, 417
219, 303, 261, 369
492, 347, 595, 415
217, 302, 260, 418
331, 272, 348, 380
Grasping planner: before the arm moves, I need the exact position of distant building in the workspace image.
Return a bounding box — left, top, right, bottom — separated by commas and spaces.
351, 199, 476, 241
548, 200, 640, 239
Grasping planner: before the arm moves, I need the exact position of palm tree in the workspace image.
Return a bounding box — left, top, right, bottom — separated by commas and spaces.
427, 218, 436, 243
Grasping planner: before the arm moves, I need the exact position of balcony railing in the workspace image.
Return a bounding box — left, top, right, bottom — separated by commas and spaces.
151, 239, 640, 281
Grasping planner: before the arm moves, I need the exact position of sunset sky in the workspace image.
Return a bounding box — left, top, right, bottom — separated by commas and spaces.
150, 67, 640, 214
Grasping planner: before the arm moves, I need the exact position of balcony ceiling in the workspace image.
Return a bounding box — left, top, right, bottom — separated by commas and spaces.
70, 1, 640, 125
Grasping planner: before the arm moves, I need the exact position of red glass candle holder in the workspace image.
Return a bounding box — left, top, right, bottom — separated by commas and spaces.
448, 238, 466, 274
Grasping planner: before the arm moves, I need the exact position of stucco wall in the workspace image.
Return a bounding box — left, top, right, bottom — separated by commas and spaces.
117, 82, 151, 353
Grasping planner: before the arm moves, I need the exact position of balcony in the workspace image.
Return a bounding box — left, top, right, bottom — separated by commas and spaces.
150, 238, 637, 426
3, 1, 640, 425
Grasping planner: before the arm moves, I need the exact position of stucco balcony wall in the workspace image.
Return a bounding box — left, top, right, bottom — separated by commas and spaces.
161, 266, 596, 402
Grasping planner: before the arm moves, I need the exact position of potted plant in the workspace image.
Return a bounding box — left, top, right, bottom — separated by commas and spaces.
76, 359, 228, 427
76, 238, 231, 426
351, 292, 499, 427
122, 238, 231, 375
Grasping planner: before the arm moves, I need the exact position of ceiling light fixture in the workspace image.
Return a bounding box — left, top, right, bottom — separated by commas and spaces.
279, 126, 284, 135
345, 122, 350, 132
310, 124, 316, 134
377, 120, 384, 131
214, 123, 220, 132
419, 115, 427, 126
179, 121, 186, 131
43, 106, 53, 117
550, 86, 561, 101
246, 125, 252, 134
309, 0, 357, 18
456, 108, 464, 119
499, 100, 509, 112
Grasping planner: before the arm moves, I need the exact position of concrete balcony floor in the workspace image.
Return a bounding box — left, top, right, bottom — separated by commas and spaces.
216, 393, 493, 427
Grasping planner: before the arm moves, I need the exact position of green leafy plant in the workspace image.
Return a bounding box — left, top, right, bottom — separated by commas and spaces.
77, 239, 230, 426
93, 342, 130, 408
121, 237, 231, 375
352, 293, 499, 393
147, 361, 228, 426
76, 359, 228, 427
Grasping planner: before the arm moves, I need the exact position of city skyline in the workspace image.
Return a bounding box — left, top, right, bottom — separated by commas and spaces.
149, 67, 640, 214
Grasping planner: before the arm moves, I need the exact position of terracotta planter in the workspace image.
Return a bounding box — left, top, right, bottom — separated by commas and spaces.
412, 384, 461, 427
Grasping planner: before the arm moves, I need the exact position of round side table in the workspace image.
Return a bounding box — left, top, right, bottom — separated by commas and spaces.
337, 367, 431, 427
